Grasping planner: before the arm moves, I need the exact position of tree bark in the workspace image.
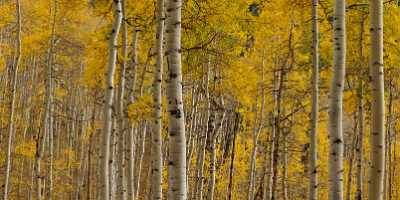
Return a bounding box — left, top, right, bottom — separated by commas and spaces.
151, 0, 165, 198
355, 15, 365, 200
248, 57, 265, 200
165, 0, 187, 198
116, 0, 128, 199
328, 0, 346, 198
309, 0, 319, 198
126, 29, 139, 200
368, 0, 385, 198
100, 0, 122, 199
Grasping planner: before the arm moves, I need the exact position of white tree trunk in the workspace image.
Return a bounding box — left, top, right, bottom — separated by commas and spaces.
135, 123, 147, 199
100, 0, 122, 199
368, 0, 385, 198
126, 126, 137, 200
151, 0, 165, 198
46, 1, 56, 199
116, 0, 128, 199
328, 0, 346, 198
248, 58, 265, 200
165, 0, 187, 198
126, 29, 139, 200
195, 59, 212, 200
207, 110, 224, 200
355, 16, 365, 200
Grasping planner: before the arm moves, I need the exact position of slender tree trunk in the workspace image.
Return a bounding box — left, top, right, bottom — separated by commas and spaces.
35, 113, 47, 200
207, 110, 225, 200
86, 105, 96, 200
46, 1, 56, 199
282, 127, 289, 200
388, 132, 396, 200
346, 123, 357, 200
383, 82, 393, 200
3, 0, 21, 199
116, 0, 128, 199
135, 123, 147, 199
328, 0, 346, 198
165, 0, 187, 198
263, 114, 275, 200
228, 123, 238, 200
126, 29, 139, 200
110, 119, 118, 200
248, 98, 259, 200
355, 15, 365, 200
368, 0, 385, 198
126, 126, 137, 200
248, 58, 265, 200
100, 1, 122, 199
195, 59, 212, 200
270, 62, 284, 200
151, 0, 165, 198
309, 0, 319, 198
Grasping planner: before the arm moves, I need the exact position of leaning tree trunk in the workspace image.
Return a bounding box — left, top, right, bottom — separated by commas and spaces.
368, 0, 385, 198
165, 0, 187, 199
3, 0, 21, 199
328, 0, 346, 199
100, 0, 122, 200
309, 0, 319, 198
151, 0, 165, 198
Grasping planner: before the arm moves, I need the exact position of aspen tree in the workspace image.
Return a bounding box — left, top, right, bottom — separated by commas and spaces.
110, 118, 118, 199
116, 0, 128, 199
346, 123, 357, 200
207, 109, 225, 200
355, 16, 365, 200
328, 0, 346, 198
368, 0, 385, 198
309, 0, 319, 198
165, 0, 187, 198
385, 83, 394, 200
151, 0, 165, 198
45, 1, 57, 199
3, 1, 21, 199
126, 29, 139, 200
248, 58, 265, 200
195, 58, 212, 200
135, 124, 147, 198
271, 59, 285, 200
263, 64, 282, 200
100, 0, 122, 199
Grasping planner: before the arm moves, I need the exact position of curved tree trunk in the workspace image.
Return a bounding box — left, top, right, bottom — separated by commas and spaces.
368, 0, 385, 198
100, 0, 122, 199
328, 0, 346, 199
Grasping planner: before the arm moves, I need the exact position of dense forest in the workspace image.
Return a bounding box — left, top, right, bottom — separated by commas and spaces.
0, 0, 398, 199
